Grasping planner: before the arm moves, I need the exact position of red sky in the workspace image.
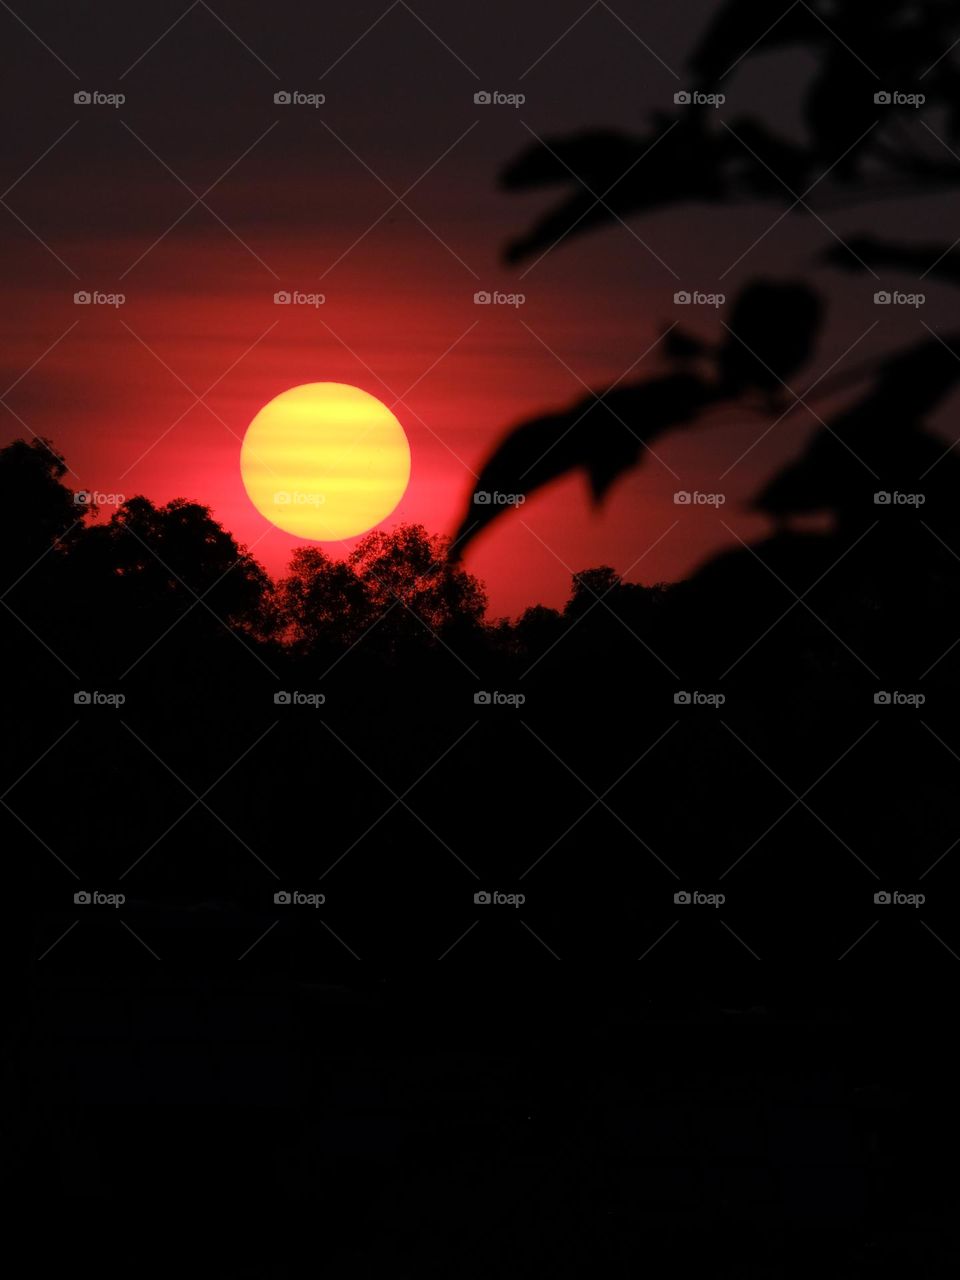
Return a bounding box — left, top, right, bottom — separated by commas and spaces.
1, 0, 954, 614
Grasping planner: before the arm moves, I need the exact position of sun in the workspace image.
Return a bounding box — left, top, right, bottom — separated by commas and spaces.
240, 382, 411, 540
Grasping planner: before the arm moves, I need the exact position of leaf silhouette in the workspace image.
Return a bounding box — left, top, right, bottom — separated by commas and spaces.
501, 116, 728, 265
688, 0, 816, 82
500, 129, 643, 191
451, 373, 717, 557
451, 284, 824, 555
719, 119, 812, 196
662, 327, 709, 362
755, 336, 960, 522
824, 237, 960, 286
717, 282, 823, 395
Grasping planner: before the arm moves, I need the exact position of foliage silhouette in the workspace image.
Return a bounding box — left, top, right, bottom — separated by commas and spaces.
272, 525, 486, 655
452, 281, 823, 555
0, 437, 79, 585
458, 0, 960, 566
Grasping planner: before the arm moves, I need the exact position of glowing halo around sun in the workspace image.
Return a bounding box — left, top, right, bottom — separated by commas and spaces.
240, 382, 411, 540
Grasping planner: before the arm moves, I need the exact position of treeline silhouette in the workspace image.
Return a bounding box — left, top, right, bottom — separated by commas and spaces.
2, 425, 959, 993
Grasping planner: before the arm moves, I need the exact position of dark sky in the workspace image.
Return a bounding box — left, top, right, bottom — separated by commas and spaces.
1, 0, 955, 612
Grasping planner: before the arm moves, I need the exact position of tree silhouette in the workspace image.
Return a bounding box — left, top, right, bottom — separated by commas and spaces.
272, 546, 377, 652
0, 437, 80, 586
72, 495, 269, 627
348, 524, 487, 638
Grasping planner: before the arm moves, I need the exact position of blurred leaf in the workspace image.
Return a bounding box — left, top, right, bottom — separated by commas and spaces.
451, 373, 716, 556
500, 129, 642, 191
717, 282, 823, 394
501, 116, 728, 264
824, 238, 960, 285
662, 327, 709, 362
689, 0, 818, 82
720, 119, 811, 195
755, 336, 960, 518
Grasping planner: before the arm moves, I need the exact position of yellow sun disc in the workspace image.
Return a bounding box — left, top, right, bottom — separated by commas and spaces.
240, 382, 411, 540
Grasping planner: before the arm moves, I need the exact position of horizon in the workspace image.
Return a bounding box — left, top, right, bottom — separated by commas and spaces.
8, 0, 948, 614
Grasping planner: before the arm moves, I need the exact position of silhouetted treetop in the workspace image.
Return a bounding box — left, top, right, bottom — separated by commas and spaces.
0, 437, 80, 579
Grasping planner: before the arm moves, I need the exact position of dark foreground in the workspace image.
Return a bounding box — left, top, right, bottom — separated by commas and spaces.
3, 969, 957, 1275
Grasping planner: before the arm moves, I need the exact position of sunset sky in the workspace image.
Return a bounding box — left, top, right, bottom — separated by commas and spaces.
1, 0, 954, 613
